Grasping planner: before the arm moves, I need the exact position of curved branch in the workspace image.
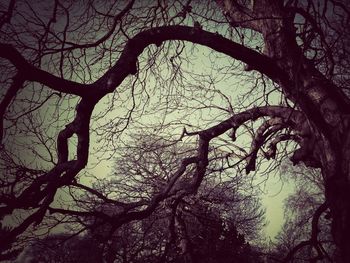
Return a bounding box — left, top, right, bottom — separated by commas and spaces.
0, 0, 15, 29
97, 25, 291, 95
1, 25, 290, 100
265, 134, 301, 160
0, 73, 24, 144
0, 44, 88, 96
199, 106, 304, 141
283, 201, 329, 262
245, 118, 287, 174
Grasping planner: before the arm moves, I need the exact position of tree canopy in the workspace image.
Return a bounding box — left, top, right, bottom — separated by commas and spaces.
1, 0, 350, 262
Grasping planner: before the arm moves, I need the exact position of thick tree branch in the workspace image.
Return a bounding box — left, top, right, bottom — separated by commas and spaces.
1, 25, 291, 102
0, 44, 88, 96
265, 134, 301, 160
245, 118, 287, 174
97, 25, 291, 95
0, 73, 24, 144
282, 201, 329, 262
0, 0, 15, 28
198, 106, 303, 141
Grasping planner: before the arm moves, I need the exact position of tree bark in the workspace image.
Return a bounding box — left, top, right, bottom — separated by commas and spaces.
219, 0, 350, 261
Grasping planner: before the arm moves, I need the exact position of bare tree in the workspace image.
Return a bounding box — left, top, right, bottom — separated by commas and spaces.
15, 233, 103, 263
18, 135, 264, 262
0, 0, 350, 262
272, 163, 335, 262
64, 135, 265, 262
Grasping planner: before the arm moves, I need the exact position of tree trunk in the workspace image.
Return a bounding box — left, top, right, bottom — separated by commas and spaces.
220, 0, 350, 261
326, 134, 350, 261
